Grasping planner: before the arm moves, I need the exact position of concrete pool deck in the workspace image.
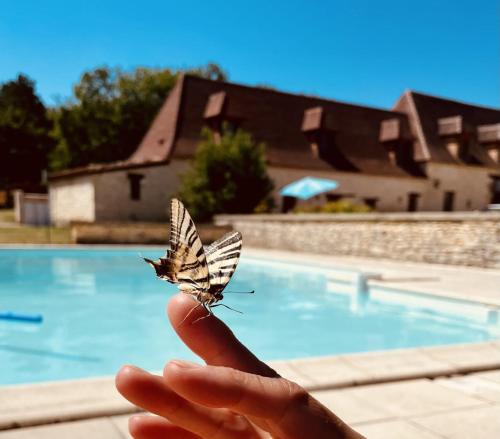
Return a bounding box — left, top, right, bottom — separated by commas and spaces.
1, 247, 499, 438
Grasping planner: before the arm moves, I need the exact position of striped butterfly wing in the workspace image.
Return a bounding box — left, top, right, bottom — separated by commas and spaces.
145, 199, 210, 293
169, 199, 210, 292
205, 231, 243, 294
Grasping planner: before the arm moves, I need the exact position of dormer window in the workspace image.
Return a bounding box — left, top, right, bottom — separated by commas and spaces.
302, 107, 326, 159
438, 116, 463, 137
379, 118, 402, 143
379, 118, 414, 171
446, 141, 460, 159
437, 116, 472, 162
488, 148, 499, 163
301, 107, 356, 171
203, 91, 242, 143
128, 173, 144, 201
388, 150, 396, 166
478, 124, 500, 164
478, 123, 500, 144
310, 142, 320, 158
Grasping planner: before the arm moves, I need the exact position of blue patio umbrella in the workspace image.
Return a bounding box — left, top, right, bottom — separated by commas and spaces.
279, 177, 339, 200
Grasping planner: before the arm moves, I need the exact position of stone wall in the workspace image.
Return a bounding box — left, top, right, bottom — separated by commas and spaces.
215, 212, 500, 268
71, 222, 232, 244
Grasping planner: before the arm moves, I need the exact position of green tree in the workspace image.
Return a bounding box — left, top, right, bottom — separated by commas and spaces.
179, 126, 274, 221
50, 63, 228, 171
0, 74, 53, 189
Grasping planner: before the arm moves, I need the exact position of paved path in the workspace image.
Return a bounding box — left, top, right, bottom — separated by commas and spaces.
1, 370, 499, 438
2, 342, 499, 439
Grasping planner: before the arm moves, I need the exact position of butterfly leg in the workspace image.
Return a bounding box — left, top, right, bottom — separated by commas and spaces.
190, 301, 214, 325
179, 302, 204, 326
210, 303, 243, 314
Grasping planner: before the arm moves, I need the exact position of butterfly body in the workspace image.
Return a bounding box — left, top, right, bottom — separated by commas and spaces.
144, 199, 245, 314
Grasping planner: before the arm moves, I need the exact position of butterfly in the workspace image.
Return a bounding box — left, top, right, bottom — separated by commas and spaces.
144, 198, 252, 318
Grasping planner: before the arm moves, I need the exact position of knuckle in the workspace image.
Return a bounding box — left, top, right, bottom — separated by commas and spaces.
283, 379, 308, 402
274, 379, 309, 424
210, 415, 256, 439
228, 366, 248, 387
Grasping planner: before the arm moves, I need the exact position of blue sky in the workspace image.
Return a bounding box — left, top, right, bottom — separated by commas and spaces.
1, 0, 498, 109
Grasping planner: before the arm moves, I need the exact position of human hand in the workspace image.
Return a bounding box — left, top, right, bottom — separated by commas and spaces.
115, 293, 365, 439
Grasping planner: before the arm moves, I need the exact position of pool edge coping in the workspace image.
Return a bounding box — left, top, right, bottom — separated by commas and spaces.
1, 340, 499, 431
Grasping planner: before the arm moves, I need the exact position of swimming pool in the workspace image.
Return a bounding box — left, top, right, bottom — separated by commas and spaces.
0, 248, 498, 385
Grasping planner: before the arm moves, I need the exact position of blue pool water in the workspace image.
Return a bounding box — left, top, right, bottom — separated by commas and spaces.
0, 248, 498, 385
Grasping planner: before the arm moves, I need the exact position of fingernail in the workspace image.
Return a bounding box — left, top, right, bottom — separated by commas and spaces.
118, 364, 147, 376
169, 360, 202, 369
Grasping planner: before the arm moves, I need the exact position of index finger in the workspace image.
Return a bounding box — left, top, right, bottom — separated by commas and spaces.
168, 293, 277, 377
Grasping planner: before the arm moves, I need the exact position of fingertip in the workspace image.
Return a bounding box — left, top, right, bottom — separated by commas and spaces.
167, 293, 210, 329
163, 359, 178, 378
128, 414, 143, 433
115, 364, 136, 386
163, 359, 202, 378
167, 293, 193, 324
117, 364, 146, 379
115, 364, 149, 395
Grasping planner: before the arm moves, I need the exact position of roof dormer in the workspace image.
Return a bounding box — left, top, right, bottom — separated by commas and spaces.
437, 115, 472, 162
203, 91, 227, 120
301, 107, 356, 171
379, 118, 415, 170
203, 91, 242, 142
478, 123, 500, 164
379, 118, 403, 143
478, 123, 500, 145
438, 115, 466, 138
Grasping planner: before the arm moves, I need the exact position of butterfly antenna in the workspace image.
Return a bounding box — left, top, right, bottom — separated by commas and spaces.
139, 253, 154, 265
223, 290, 255, 294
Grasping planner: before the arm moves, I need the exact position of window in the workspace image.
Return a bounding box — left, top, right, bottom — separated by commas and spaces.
491, 177, 500, 204
326, 194, 343, 202
128, 173, 144, 201
281, 196, 297, 213
407, 193, 420, 212
443, 191, 455, 212
363, 198, 378, 209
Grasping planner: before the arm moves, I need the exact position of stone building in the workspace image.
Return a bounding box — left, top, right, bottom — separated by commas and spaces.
48, 75, 500, 225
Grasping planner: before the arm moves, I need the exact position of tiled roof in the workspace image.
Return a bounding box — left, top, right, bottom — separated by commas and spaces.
152, 75, 415, 176
394, 91, 500, 166
126, 75, 185, 165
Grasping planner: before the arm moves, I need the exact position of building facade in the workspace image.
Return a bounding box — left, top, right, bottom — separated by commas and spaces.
48, 75, 500, 225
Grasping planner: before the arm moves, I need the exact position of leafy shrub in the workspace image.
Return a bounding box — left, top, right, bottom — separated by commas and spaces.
178, 126, 274, 221
293, 200, 372, 213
